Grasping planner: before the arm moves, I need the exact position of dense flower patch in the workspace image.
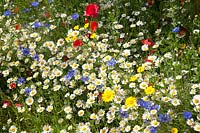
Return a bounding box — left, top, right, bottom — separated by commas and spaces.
0, 0, 199, 133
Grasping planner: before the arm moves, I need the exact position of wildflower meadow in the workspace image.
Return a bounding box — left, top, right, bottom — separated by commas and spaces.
0, 0, 200, 133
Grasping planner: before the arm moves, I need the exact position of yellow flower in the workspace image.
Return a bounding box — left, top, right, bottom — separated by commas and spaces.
65, 36, 70, 41
72, 36, 77, 41
144, 86, 155, 95
102, 89, 115, 102
129, 75, 138, 82
137, 66, 145, 73
74, 25, 79, 30
125, 96, 137, 108
90, 33, 97, 39
180, 43, 186, 49
171, 128, 178, 133
84, 23, 89, 29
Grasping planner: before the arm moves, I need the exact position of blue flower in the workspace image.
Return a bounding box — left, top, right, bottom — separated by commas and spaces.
137, 99, 151, 109
182, 111, 192, 120
107, 58, 117, 67
21, 48, 30, 56
23, 8, 31, 13
43, 23, 50, 27
158, 114, 170, 123
97, 84, 103, 89
81, 76, 89, 83
71, 13, 79, 20
3, 10, 11, 17
17, 78, 26, 84
119, 109, 129, 118
172, 26, 180, 33
25, 88, 32, 94
64, 69, 76, 80
150, 104, 160, 111
149, 127, 157, 133
137, 99, 146, 107
33, 54, 39, 61
144, 101, 153, 110
137, 99, 160, 111
31, 1, 39, 7
32, 22, 43, 28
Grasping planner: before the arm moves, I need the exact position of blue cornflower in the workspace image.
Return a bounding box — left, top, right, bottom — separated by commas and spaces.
149, 127, 157, 133
23, 8, 31, 13
172, 26, 180, 33
71, 13, 79, 20
64, 69, 76, 80
32, 22, 43, 28
33, 54, 39, 61
137, 99, 152, 110
81, 76, 89, 83
158, 114, 170, 123
31, 1, 39, 7
3, 10, 11, 16
182, 111, 192, 120
17, 78, 26, 84
144, 101, 153, 110
43, 23, 50, 27
97, 84, 103, 89
25, 88, 32, 94
119, 109, 129, 118
150, 104, 160, 111
21, 48, 30, 56
137, 99, 146, 107
107, 58, 117, 67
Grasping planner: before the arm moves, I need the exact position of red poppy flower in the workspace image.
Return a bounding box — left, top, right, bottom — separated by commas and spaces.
9, 83, 16, 89
151, 50, 155, 54
84, 3, 99, 18
145, 58, 153, 63
178, 30, 186, 37
15, 24, 20, 30
141, 38, 155, 46
15, 103, 22, 107
90, 21, 98, 32
73, 39, 83, 48
3, 100, 11, 107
